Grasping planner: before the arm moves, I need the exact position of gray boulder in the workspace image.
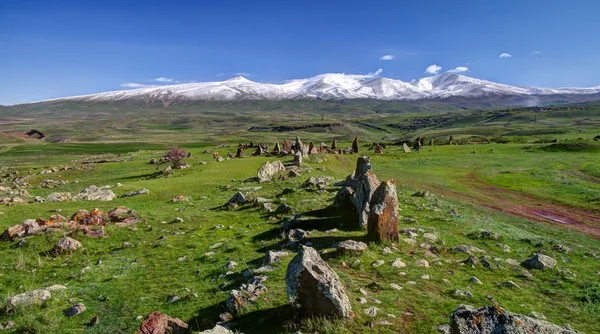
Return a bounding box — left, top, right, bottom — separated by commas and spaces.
199, 325, 234, 334
73, 185, 115, 201
286, 246, 353, 319
449, 305, 581, 333
522, 253, 557, 270
337, 240, 368, 256
54, 237, 82, 254
257, 161, 285, 182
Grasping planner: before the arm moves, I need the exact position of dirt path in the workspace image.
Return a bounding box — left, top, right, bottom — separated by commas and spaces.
429, 172, 600, 239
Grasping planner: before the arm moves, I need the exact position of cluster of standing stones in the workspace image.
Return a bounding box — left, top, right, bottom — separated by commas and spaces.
0, 139, 583, 334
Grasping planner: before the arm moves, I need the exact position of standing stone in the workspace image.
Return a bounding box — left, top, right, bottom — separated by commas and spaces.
320, 142, 328, 152
449, 135, 454, 145
293, 151, 303, 167
137, 312, 188, 334
413, 138, 422, 152
402, 143, 412, 153
308, 142, 318, 155
331, 139, 338, 150
430, 138, 434, 146
273, 142, 281, 154
235, 145, 244, 158
352, 136, 359, 153
282, 140, 292, 153
374, 144, 384, 154
367, 179, 399, 242
286, 246, 353, 319
253, 145, 264, 156
334, 156, 381, 229
294, 136, 303, 153
420, 137, 426, 147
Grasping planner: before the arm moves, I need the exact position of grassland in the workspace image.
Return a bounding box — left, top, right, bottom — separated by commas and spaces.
0, 101, 599, 333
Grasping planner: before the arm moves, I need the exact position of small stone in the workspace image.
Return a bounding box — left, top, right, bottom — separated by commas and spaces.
415, 259, 430, 267
337, 240, 368, 256
64, 303, 86, 317
359, 288, 369, 296
364, 306, 378, 317
357, 297, 368, 304
166, 296, 181, 303
122, 242, 133, 248
224, 261, 237, 269
80, 266, 91, 275
210, 242, 223, 249
522, 253, 557, 270
469, 277, 482, 285
170, 217, 184, 224
382, 247, 393, 254
501, 280, 520, 288
423, 233, 438, 242
391, 258, 406, 268
372, 260, 385, 267
390, 283, 403, 291
421, 274, 431, 280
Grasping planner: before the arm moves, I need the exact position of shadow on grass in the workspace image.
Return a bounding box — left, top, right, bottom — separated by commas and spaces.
187, 303, 294, 333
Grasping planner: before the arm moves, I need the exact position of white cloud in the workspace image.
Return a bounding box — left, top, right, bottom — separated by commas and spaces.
155, 77, 174, 82
532, 50, 542, 55
367, 68, 384, 76
425, 64, 442, 75
380, 55, 394, 61
499, 53, 512, 58
235, 72, 250, 76
120, 83, 157, 88
448, 66, 469, 73
216, 73, 226, 77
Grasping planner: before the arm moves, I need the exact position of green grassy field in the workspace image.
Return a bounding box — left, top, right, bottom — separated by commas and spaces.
1, 102, 600, 333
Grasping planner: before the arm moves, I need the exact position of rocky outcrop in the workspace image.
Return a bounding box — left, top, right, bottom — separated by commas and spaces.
226, 282, 268, 314
522, 253, 557, 270
6, 285, 67, 309
366, 179, 399, 242
73, 185, 116, 201
257, 161, 285, 182
333, 156, 381, 229
286, 246, 353, 319
449, 305, 581, 333
137, 312, 189, 334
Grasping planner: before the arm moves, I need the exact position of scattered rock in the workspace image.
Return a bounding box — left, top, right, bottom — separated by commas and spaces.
449, 305, 581, 333
372, 260, 385, 267
120, 189, 150, 198
224, 260, 238, 269
171, 195, 189, 203
452, 245, 486, 255
469, 277, 482, 285
64, 303, 86, 317
227, 192, 246, 206
522, 253, 557, 270
286, 246, 354, 319
391, 258, 406, 268
47, 192, 72, 202
0, 322, 15, 331
287, 229, 309, 243
501, 281, 520, 289
453, 289, 473, 298
265, 250, 290, 264
199, 325, 234, 334
137, 311, 189, 334
415, 259, 430, 267
337, 240, 368, 256
226, 282, 268, 314
364, 306, 378, 317
54, 237, 82, 254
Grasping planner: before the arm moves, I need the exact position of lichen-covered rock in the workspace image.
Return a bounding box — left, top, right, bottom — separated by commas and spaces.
136, 311, 189, 334
337, 240, 368, 256
265, 250, 290, 264
449, 305, 581, 333
293, 151, 303, 167
6, 288, 52, 308
286, 246, 353, 319
366, 179, 399, 242
47, 192, 72, 202
257, 161, 285, 182
199, 325, 234, 334
120, 189, 150, 198
64, 303, 86, 317
53, 237, 82, 254
226, 283, 268, 314
333, 156, 381, 229
107, 206, 139, 225
522, 253, 557, 270
73, 185, 116, 201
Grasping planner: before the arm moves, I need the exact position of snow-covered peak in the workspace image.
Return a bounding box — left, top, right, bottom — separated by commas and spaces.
31, 72, 600, 104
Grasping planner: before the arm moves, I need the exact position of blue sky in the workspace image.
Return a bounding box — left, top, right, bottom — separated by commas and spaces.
1, 0, 599, 105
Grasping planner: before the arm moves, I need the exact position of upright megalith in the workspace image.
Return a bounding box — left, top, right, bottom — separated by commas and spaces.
294, 136, 303, 153
273, 142, 281, 154
352, 136, 359, 153
286, 246, 353, 319
282, 140, 293, 154
402, 143, 412, 153
253, 145, 264, 156
333, 156, 381, 229
331, 139, 337, 150
293, 151, 303, 167
308, 142, 317, 155
367, 179, 399, 242
235, 145, 244, 158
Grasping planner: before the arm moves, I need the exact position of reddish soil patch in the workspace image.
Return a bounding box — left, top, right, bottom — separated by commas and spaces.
430, 173, 600, 239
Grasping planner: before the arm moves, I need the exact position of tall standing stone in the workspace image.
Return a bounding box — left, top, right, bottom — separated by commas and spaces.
235, 145, 244, 158
253, 145, 264, 156
430, 138, 434, 146
334, 156, 381, 229
449, 135, 454, 145
286, 246, 354, 319
282, 140, 292, 153
331, 139, 337, 150
294, 136, 303, 152
402, 143, 412, 153
367, 179, 399, 242
273, 142, 281, 154
308, 142, 317, 155
293, 151, 303, 167
351, 136, 359, 153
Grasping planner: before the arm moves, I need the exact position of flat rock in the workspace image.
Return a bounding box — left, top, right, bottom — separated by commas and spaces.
522, 253, 557, 270
337, 240, 368, 256
73, 185, 115, 201
449, 305, 582, 333
257, 161, 285, 182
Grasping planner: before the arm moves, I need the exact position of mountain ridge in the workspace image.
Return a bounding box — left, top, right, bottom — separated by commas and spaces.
20, 72, 600, 106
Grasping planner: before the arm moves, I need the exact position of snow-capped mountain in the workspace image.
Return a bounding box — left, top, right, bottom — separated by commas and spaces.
35, 72, 600, 104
